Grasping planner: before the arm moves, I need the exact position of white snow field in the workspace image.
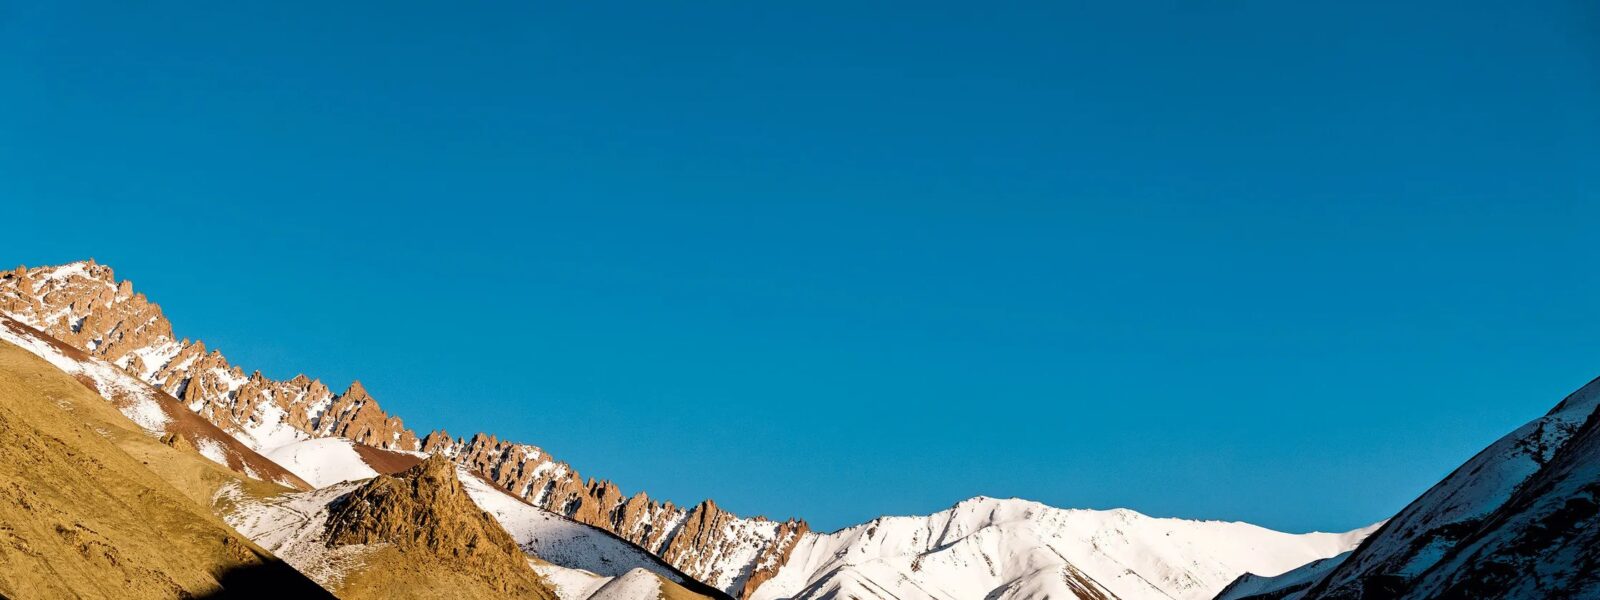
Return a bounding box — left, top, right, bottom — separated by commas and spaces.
750, 496, 1373, 600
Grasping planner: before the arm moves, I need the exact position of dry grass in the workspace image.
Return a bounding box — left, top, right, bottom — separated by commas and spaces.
0, 339, 329, 598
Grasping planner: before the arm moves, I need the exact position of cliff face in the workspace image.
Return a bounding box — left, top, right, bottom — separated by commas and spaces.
0, 260, 806, 597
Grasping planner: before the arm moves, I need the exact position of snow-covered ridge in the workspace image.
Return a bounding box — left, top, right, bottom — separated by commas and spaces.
752, 496, 1374, 600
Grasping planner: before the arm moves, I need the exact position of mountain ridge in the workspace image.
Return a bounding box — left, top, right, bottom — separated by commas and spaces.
0, 259, 1374, 600
0, 260, 805, 596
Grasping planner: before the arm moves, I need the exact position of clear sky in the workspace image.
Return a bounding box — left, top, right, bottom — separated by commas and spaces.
3, 1, 1598, 532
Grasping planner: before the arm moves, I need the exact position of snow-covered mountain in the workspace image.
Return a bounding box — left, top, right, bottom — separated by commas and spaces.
246, 423, 1374, 600
751, 497, 1372, 600
0, 260, 1406, 600
1215, 375, 1600, 600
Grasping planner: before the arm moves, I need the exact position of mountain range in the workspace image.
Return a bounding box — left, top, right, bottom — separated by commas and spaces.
0, 259, 1592, 599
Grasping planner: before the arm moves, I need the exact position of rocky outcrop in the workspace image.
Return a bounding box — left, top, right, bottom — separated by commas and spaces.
0, 261, 807, 597
421, 429, 809, 596
662, 500, 810, 598
324, 455, 557, 599
0, 261, 415, 451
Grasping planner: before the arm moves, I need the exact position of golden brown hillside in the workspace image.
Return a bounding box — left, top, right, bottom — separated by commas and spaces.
0, 338, 332, 599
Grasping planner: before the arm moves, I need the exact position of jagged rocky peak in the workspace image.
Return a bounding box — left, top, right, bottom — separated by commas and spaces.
0, 261, 418, 452
1, 260, 809, 598
325, 454, 558, 599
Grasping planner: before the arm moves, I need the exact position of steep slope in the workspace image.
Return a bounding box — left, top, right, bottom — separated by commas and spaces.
0, 260, 805, 596
0, 334, 332, 598
751, 497, 1373, 600
1218, 375, 1600, 600
1402, 394, 1600, 598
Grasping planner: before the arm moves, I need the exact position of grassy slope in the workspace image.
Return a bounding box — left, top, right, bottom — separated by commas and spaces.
0, 339, 331, 599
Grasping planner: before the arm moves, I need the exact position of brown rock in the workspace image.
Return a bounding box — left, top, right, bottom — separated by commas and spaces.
159, 432, 196, 453
324, 455, 556, 600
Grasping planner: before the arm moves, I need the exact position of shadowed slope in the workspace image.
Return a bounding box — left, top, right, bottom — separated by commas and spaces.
1220, 376, 1600, 600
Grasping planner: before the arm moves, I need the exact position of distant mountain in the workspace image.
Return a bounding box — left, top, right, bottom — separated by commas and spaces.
752, 497, 1371, 600
1215, 376, 1600, 600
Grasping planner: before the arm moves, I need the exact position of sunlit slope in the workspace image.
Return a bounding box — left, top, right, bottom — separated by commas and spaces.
0, 337, 331, 599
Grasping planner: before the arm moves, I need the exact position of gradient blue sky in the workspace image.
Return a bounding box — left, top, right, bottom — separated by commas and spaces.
3, 1, 1598, 532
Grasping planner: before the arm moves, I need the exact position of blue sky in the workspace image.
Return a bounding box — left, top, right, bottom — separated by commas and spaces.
3, 1, 1597, 532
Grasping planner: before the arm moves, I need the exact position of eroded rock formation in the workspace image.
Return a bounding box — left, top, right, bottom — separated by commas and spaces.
325, 455, 557, 599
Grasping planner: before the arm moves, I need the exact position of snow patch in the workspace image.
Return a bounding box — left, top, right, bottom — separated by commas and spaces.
587, 569, 664, 600
265, 438, 381, 488
195, 438, 231, 468
221, 481, 378, 587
